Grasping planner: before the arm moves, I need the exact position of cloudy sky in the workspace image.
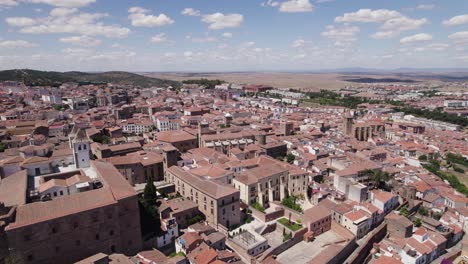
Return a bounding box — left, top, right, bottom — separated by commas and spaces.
0, 0, 467, 72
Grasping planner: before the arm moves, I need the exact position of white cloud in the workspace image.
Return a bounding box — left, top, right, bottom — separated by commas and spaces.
186, 35, 218, 43
380, 17, 428, 32
49, 7, 78, 17
293, 53, 307, 59
316, 0, 335, 3
443, 14, 468, 26
0, 40, 36, 48
0, 0, 18, 7
241, 41, 255, 47
371, 31, 399, 39
60, 48, 136, 62
164, 52, 176, 58
128, 6, 174, 27
400, 33, 432, 44
7, 11, 130, 38
416, 4, 435, 10
27, 0, 95, 8
222, 32, 233, 38
335, 9, 428, 39
5, 17, 36, 27
181, 8, 200, 16
414, 43, 449, 52
454, 55, 468, 62
59, 35, 101, 47
449, 31, 468, 43
322, 24, 360, 44
202, 13, 243, 30
279, 0, 314, 13
291, 38, 306, 48
335, 9, 401, 23
261, 0, 279, 7
150, 33, 168, 43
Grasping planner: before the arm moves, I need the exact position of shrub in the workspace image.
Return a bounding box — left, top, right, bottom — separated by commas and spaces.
252, 202, 266, 213
281, 196, 303, 213
414, 218, 422, 227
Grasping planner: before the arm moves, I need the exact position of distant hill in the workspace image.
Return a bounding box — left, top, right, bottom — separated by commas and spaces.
343, 77, 418, 83
0, 69, 180, 88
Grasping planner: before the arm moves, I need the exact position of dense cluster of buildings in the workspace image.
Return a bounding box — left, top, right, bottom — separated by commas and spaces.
0, 80, 467, 264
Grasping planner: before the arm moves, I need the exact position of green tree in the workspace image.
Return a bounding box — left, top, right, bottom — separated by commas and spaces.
92, 134, 111, 144
281, 196, 303, 213
418, 206, 428, 216
287, 153, 295, 164
365, 169, 391, 188
414, 217, 422, 227
143, 175, 157, 207
252, 202, 265, 213
400, 206, 409, 217
0, 142, 7, 152
418, 155, 427, 161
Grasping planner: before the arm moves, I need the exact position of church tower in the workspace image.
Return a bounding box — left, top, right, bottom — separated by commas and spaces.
72, 128, 91, 168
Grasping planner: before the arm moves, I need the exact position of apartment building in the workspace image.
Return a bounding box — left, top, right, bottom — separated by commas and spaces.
165, 166, 240, 229
120, 119, 153, 134
156, 117, 180, 132
233, 156, 308, 207
105, 151, 164, 185
157, 130, 198, 153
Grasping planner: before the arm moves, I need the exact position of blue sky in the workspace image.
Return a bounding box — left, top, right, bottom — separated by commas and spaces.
0, 0, 467, 71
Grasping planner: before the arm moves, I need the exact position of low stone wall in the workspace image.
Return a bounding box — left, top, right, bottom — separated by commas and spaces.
259, 226, 308, 262
260, 223, 277, 236
250, 205, 284, 223
270, 201, 303, 223
344, 223, 387, 264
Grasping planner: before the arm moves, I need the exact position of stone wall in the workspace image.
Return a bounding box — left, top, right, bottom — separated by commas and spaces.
250, 206, 284, 223
258, 226, 307, 262
270, 201, 302, 223
344, 223, 387, 264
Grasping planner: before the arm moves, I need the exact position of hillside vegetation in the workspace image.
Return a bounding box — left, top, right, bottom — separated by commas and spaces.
0, 69, 180, 88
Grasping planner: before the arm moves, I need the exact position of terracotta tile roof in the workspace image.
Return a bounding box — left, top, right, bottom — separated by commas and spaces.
50, 148, 73, 158
106, 142, 142, 152
190, 165, 231, 179
7, 188, 116, 230
158, 130, 196, 143
372, 190, 395, 204
39, 174, 91, 193
180, 232, 203, 248
168, 166, 238, 199
93, 160, 136, 200
406, 238, 432, 255
0, 155, 24, 165
336, 160, 381, 177
21, 156, 49, 165
303, 205, 331, 223
0, 170, 27, 207
106, 151, 163, 166
234, 173, 258, 185
319, 199, 353, 215
445, 192, 468, 203
344, 209, 370, 224
370, 256, 402, 264
192, 247, 217, 264
160, 197, 198, 214
244, 163, 288, 180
